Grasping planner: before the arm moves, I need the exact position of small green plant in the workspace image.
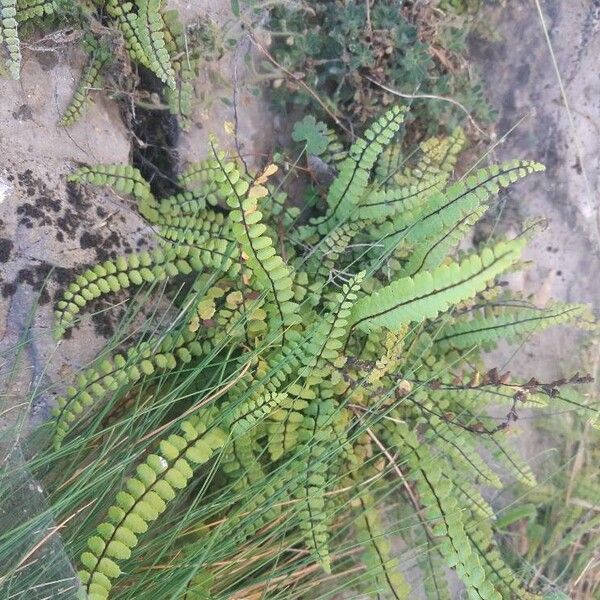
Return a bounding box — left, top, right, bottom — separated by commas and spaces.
0, 0, 223, 128
2, 106, 597, 599
261, 0, 495, 133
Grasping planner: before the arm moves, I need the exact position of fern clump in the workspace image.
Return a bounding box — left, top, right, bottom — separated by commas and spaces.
2, 0, 220, 130
42, 106, 598, 599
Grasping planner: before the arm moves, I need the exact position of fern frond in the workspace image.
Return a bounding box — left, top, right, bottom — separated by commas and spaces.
105, 0, 150, 70
374, 161, 544, 261
352, 238, 526, 333
226, 391, 288, 436
312, 105, 406, 232
163, 9, 198, 127
51, 328, 204, 449
406, 127, 466, 186
60, 36, 111, 127
15, 0, 58, 22
355, 177, 443, 222
1, 0, 20, 78
295, 398, 337, 573
78, 415, 227, 597
134, 0, 176, 88
355, 491, 411, 599
435, 302, 593, 353
466, 527, 541, 599
67, 164, 159, 223
54, 247, 183, 338
482, 434, 537, 488
220, 159, 300, 333
391, 421, 501, 600
157, 209, 231, 245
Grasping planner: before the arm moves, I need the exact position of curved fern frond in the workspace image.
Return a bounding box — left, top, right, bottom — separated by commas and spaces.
134, 0, 176, 88
68, 164, 159, 223
78, 416, 227, 598
54, 247, 185, 338
355, 491, 411, 599
352, 238, 526, 333
1, 0, 20, 78
312, 105, 406, 232
373, 160, 545, 260
225, 391, 288, 437
355, 177, 443, 223
163, 9, 199, 127
60, 35, 112, 126
466, 527, 541, 599
105, 0, 150, 70
306, 221, 361, 282
51, 328, 205, 449
405, 127, 466, 186
294, 398, 338, 573
399, 204, 487, 277
390, 421, 500, 600
219, 158, 300, 333
15, 0, 58, 22
157, 209, 231, 245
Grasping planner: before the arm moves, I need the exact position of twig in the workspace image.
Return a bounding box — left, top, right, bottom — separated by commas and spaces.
248, 33, 352, 137
363, 75, 488, 137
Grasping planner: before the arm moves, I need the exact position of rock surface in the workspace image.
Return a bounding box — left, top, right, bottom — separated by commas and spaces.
470, 0, 599, 384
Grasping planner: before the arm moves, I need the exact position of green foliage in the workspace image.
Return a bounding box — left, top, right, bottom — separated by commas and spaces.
2, 1, 222, 128
1, 0, 20, 78
291, 115, 329, 155
263, 0, 496, 132
60, 35, 112, 126
16, 106, 598, 599
78, 414, 227, 598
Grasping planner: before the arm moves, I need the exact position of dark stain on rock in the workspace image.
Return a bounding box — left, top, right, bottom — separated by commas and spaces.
516, 63, 530, 85
12, 104, 33, 121
80, 231, 100, 250
66, 182, 90, 210
2, 282, 16, 298
17, 203, 52, 226
2, 260, 74, 304
0, 238, 13, 262
57, 209, 80, 235
37, 52, 59, 72
17, 269, 35, 285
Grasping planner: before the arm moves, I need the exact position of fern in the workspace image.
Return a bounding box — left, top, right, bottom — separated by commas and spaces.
79, 414, 227, 598
60, 35, 111, 126
435, 302, 593, 353
351, 238, 527, 333
68, 164, 159, 222
1, 0, 20, 78
15, 0, 58, 22
134, 0, 176, 89
33, 106, 598, 600
355, 490, 411, 599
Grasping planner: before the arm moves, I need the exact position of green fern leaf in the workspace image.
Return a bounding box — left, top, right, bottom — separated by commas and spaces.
68, 164, 159, 223
78, 415, 227, 597
60, 36, 112, 126
1, 0, 20, 78
352, 238, 526, 333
